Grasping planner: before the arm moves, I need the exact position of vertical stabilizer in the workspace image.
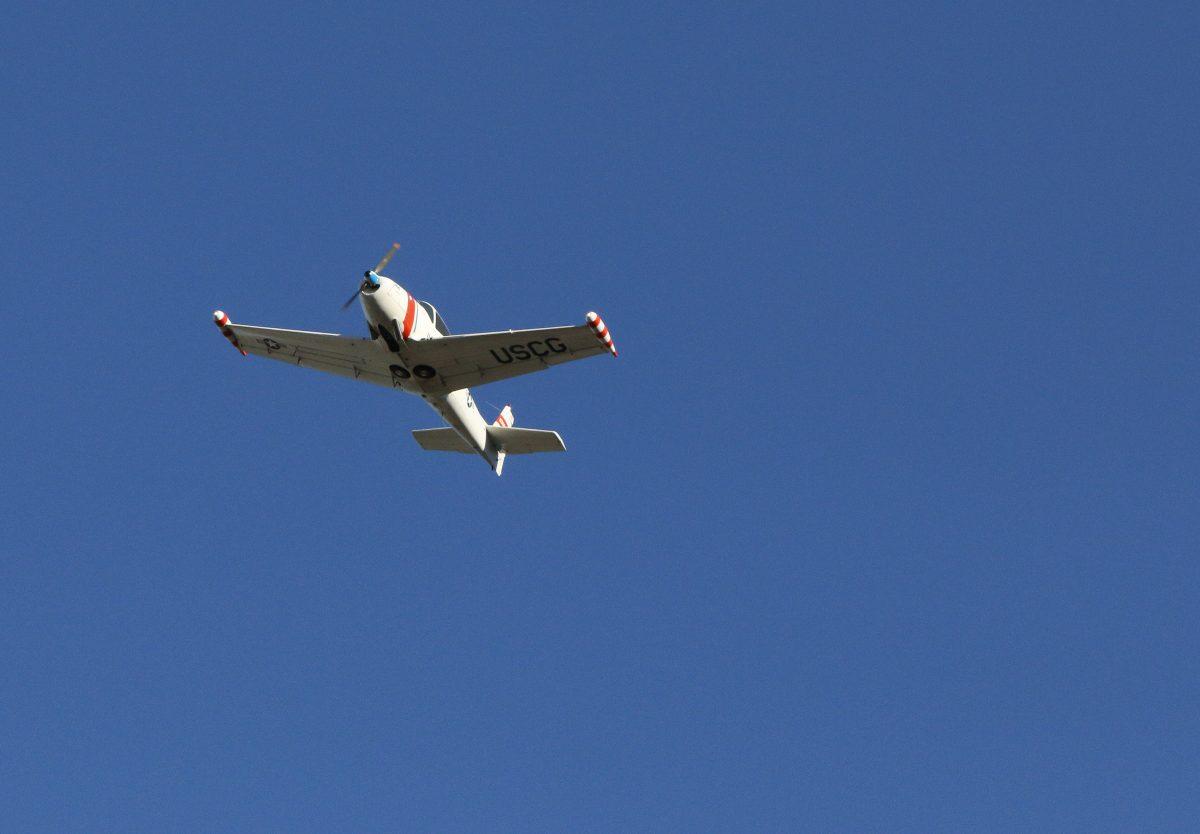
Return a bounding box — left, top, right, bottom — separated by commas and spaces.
494, 405, 514, 428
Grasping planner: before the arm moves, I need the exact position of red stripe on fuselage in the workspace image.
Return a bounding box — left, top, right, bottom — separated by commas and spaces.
402, 292, 416, 339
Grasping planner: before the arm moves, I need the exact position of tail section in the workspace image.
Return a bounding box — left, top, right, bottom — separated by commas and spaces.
412, 405, 563, 477
488, 405, 564, 454
490, 406, 513, 476
486, 426, 566, 454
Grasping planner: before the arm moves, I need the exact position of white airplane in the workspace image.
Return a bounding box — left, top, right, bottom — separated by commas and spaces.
212, 244, 617, 475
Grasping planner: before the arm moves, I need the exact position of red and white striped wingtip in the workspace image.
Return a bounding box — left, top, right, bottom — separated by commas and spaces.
212, 309, 246, 356
585, 311, 618, 357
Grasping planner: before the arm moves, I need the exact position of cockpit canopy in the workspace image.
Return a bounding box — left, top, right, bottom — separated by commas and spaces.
418, 300, 450, 336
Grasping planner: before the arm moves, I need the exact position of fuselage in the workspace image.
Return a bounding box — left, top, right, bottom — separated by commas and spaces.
357, 272, 502, 471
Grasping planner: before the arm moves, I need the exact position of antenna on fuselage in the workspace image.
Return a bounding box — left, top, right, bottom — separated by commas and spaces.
341, 242, 401, 310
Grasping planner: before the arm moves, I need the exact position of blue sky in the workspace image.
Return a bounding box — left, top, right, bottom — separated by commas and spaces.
3, 2, 1198, 830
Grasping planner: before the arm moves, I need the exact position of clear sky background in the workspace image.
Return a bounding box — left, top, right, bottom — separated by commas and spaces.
3, 2, 1198, 831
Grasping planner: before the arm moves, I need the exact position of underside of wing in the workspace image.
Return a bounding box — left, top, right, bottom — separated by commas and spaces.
214, 311, 396, 388
402, 315, 617, 392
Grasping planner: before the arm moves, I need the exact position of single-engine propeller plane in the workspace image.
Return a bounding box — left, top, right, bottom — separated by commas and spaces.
213, 243, 617, 475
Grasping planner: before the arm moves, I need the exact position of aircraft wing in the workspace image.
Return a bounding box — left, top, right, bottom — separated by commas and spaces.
403, 320, 615, 392
215, 312, 396, 389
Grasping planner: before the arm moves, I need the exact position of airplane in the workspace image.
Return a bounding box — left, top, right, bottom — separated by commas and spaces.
212, 243, 617, 475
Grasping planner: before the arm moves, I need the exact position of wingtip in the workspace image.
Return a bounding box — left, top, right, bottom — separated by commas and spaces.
213, 309, 245, 355
585, 311, 617, 356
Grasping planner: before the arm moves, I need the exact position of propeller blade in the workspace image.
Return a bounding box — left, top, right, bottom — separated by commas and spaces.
372, 242, 401, 275
343, 242, 400, 312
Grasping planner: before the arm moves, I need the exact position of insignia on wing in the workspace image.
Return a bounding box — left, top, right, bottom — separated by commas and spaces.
489, 337, 568, 364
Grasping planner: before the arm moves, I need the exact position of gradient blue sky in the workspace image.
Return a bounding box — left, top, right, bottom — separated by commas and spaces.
3, 2, 1198, 831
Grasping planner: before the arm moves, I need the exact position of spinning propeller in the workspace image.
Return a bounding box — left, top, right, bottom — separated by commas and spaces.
342, 242, 401, 310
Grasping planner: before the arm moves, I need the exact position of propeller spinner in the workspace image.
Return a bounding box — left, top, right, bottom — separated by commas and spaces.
342, 242, 401, 310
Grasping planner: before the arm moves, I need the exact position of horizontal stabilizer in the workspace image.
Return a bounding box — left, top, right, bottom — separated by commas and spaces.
487, 426, 566, 454
411, 428, 474, 454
